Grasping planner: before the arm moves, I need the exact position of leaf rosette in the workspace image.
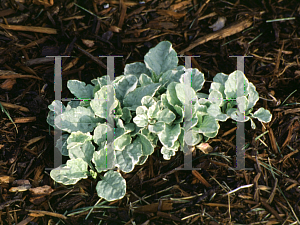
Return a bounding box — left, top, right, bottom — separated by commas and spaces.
46, 41, 272, 203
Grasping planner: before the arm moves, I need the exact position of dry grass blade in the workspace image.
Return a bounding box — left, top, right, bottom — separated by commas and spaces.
0, 102, 18, 133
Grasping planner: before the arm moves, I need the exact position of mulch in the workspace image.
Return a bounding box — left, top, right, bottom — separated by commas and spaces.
0, 0, 300, 224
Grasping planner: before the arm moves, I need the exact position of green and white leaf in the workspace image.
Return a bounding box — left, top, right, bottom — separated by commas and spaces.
203, 130, 218, 138
93, 124, 112, 146
227, 108, 250, 122
179, 68, 205, 92
213, 72, 228, 85
141, 96, 156, 108
136, 155, 148, 165
124, 62, 151, 81
208, 90, 224, 107
93, 124, 108, 145
90, 85, 119, 119
247, 83, 259, 110
144, 41, 178, 77
183, 114, 198, 131
66, 100, 80, 111
89, 169, 97, 179
56, 133, 69, 156
114, 75, 138, 103
161, 141, 180, 160
147, 102, 160, 119
250, 117, 256, 129
92, 75, 110, 94
161, 93, 176, 114
224, 70, 249, 100
123, 83, 161, 111
55, 106, 100, 133
121, 107, 132, 123
236, 96, 249, 113
135, 133, 154, 156
50, 158, 88, 185
48, 100, 66, 112
67, 132, 95, 165
67, 131, 92, 149
139, 73, 154, 86
252, 108, 272, 123
158, 123, 181, 148
114, 134, 131, 151
91, 75, 110, 86
140, 128, 159, 146
197, 93, 209, 99
175, 83, 198, 105
157, 108, 176, 124
210, 83, 226, 100
115, 141, 143, 172
92, 147, 111, 173
184, 129, 202, 146
166, 82, 182, 107
133, 114, 148, 127
207, 104, 229, 122
96, 170, 126, 202
67, 80, 94, 99
47, 101, 67, 128
148, 121, 165, 133
124, 123, 136, 133
193, 101, 208, 116
47, 111, 56, 128
197, 115, 220, 133
173, 105, 184, 124
198, 98, 212, 107
159, 67, 185, 88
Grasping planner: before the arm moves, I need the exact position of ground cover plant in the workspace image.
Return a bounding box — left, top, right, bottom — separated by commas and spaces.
47, 41, 272, 202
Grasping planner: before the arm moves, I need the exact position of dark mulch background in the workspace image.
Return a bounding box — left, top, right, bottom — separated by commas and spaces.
1, 0, 300, 224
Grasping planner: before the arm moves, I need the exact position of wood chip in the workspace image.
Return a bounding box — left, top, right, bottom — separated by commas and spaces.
192, 170, 211, 188
203, 202, 245, 208
261, 200, 283, 222
0, 9, 16, 17
13, 117, 36, 123
0, 24, 57, 34
25, 136, 45, 148
134, 200, 173, 213
30, 185, 54, 196
179, 18, 253, 54
156, 10, 186, 19
0, 70, 42, 80
0, 101, 30, 112
0, 175, 15, 184
118, 0, 127, 28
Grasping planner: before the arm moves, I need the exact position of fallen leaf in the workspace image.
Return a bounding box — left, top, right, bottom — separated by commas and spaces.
82, 39, 95, 48
0, 79, 16, 90
197, 143, 213, 154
